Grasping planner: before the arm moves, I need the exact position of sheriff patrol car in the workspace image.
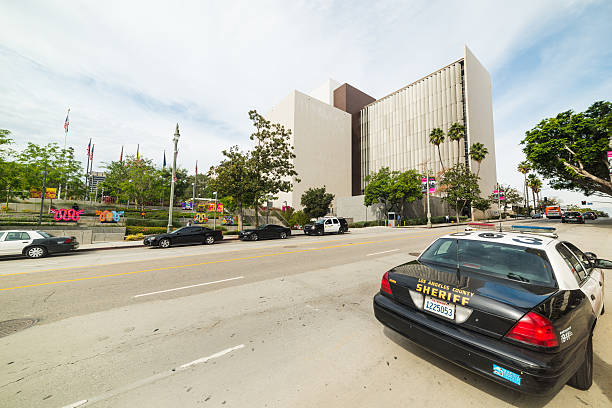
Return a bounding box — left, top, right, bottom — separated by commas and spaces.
374, 225, 609, 394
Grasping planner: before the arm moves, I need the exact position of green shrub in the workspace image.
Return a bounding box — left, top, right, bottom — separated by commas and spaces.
223, 230, 239, 235
125, 218, 171, 227
125, 226, 173, 235
125, 233, 145, 241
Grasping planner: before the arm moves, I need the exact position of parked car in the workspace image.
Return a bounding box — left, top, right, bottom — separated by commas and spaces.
561, 211, 585, 224
143, 226, 222, 248
304, 216, 349, 236
373, 226, 609, 395
238, 224, 291, 241
582, 212, 597, 220
0, 230, 79, 258
531, 213, 543, 219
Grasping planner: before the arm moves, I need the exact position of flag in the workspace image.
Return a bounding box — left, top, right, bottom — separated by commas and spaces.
120, 145, 124, 162
90, 144, 94, 161
195, 160, 198, 177
136, 144, 140, 160
64, 109, 70, 132
163, 150, 166, 168
86, 138, 91, 157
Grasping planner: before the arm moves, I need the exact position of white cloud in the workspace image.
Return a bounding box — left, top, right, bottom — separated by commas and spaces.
0, 0, 609, 209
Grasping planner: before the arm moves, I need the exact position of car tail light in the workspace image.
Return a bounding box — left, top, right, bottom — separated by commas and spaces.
64, 238, 72, 244
380, 272, 392, 295
505, 312, 558, 348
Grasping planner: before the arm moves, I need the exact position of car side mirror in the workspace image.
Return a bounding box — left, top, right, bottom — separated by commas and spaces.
595, 259, 612, 269
584, 252, 597, 261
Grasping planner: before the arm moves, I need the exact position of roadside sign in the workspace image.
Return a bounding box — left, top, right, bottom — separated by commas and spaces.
421, 177, 436, 193
608, 151, 612, 175
493, 190, 505, 200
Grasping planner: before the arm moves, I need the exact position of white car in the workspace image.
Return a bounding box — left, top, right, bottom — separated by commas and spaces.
0, 230, 79, 258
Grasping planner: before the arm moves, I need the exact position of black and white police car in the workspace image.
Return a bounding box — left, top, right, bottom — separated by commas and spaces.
304, 216, 349, 236
374, 225, 609, 395
0, 230, 79, 258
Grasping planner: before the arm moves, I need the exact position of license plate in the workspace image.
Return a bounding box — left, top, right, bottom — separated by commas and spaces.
424, 296, 455, 320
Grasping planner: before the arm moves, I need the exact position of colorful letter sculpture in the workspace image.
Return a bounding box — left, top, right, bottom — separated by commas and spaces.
51, 208, 85, 221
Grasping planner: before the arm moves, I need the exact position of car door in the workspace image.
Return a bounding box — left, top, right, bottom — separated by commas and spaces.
331, 218, 341, 233
1, 231, 33, 255
561, 242, 603, 315
183, 227, 204, 244
323, 219, 334, 234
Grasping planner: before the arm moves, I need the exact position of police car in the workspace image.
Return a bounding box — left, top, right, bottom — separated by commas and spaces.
373, 225, 609, 395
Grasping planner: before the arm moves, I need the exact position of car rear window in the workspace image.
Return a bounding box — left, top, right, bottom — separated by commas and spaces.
420, 238, 556, 286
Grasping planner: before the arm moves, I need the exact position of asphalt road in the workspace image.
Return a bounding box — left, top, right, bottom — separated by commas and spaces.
0, 220, 610, 408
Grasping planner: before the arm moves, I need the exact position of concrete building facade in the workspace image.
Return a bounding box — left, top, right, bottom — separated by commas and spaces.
266, 90, 351, 211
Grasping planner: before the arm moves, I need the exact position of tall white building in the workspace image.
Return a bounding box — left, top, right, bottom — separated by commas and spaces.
360, 46, 496, 199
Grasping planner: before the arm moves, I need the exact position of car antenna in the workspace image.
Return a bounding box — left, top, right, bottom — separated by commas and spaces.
455, 238, 461, 281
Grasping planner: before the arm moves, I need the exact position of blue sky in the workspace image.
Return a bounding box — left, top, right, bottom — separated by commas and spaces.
1, 1, 611, 211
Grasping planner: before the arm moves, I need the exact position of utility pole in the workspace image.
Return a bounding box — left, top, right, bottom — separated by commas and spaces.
167, 124, 180, 233
38, 170, 48, 226
213, 191, 218, 230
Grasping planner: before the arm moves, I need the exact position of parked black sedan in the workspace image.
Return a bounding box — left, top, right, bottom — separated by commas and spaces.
238, 224, 291, 241
143, 226, 222, 248
561, 211, 585, 223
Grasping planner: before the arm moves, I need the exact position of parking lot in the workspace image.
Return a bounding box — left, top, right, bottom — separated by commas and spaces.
0, 220, 610, 407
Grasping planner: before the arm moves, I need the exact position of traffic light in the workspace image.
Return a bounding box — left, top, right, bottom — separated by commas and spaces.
581, 201, 587, 205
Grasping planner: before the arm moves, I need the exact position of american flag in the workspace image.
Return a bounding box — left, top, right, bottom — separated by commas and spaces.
86, 138, 91, 158
90, 144, 94, 161
195, 160, 198, 177
64, 109, 70, 132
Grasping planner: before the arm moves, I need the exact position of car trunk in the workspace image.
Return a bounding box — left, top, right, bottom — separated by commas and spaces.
386, 261, 558, 339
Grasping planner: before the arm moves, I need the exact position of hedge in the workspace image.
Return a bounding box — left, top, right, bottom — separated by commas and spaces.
125, 226, 172, 235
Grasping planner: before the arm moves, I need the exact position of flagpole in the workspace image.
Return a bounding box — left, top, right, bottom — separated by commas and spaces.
60, 108, 70, 201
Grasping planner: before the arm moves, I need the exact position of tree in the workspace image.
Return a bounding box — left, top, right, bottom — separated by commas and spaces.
429, 128, 446, 171
249, 110, 299, 227
208, 146, 257, 230
469, 142, 489, 176
472, 197, 491, 215
517, 161, 531, 213
289, 210, 310, 227
184, 173, 213, 201
301, 186, 334, 219
440, 164, 481, 223
527, 174, 542, 211
491, 184, 522, 213
521, 101, 612, 197
363, 167, 422, 217
447, 122, 465, 165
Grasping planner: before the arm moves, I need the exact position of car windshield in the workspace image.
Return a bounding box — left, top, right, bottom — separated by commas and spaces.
37, 231, 53, 238
420, 238, 556, 286
315, 219, 325, 224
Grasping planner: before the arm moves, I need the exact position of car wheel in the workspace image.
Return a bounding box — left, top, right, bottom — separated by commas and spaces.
26, 246, 47, 259
205, 235, 215, 245
159, 238, 171, 248
568, 333, 593, 390
317, 230, 323, 236
280, 232, 287, 239
338, 228, 344, 234
251, 234, 259, 241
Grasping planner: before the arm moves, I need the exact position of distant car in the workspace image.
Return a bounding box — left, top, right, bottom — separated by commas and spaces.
304, 216, 349, 236
532, 213, 543, 219
143, 226, 222, 248
374, 226, 609, 395
0, 230, 79, 259
582, 212, 597, 220
562, 211, 585, 224
238, 224, 291, 241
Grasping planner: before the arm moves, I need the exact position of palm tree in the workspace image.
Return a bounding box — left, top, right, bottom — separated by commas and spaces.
447, 122, 465, 165
429, 128, 445, 171
527, 174, 541, 211
517, 161, 531, 214
469, 142, 488, 176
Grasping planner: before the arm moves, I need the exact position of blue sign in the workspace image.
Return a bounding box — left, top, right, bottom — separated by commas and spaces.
493, 364, 521, 385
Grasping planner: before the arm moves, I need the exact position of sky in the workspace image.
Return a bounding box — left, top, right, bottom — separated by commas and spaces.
1, 1, 611, 212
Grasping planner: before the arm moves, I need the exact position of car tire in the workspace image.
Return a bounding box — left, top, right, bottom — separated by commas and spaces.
317, 230, 323, 236
338, 228, 344, 234
601, 304, 605, 315
26, 246, 47, 259
251, 234, 259, 241
205, 235, 215, 245
568, 333, 593, 390
159, 238, 171, 248
280, 232, 287, 239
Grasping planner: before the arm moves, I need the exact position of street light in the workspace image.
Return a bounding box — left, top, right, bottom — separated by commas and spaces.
213, 191, 218, 230
426, 168, 432, 228
38, 170, 48, 226
192, 182, 195, 211
167, 124, 180, 233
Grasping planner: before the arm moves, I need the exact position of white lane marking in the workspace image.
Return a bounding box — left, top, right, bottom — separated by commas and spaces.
366, 249, 400, 257
133, 276, 244, 298
179, 344, 245, 369
64, 345, 244, 406
62, 400, 88, 408
305, 304, 320, 311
